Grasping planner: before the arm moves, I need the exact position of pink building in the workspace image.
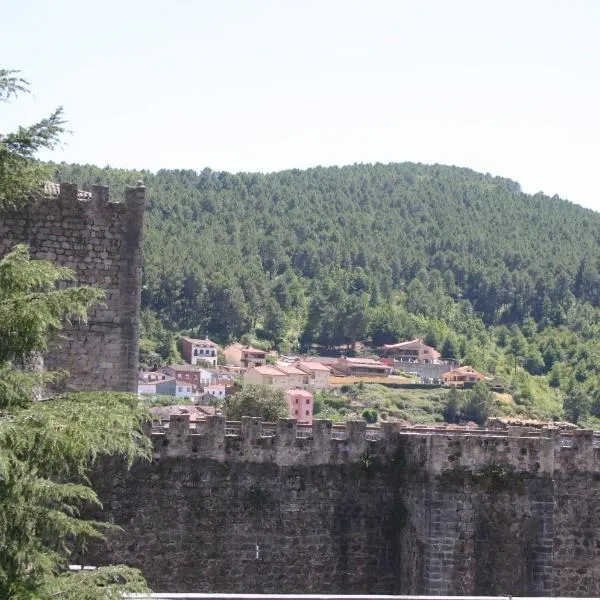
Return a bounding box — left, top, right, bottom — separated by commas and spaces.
285, 389, 314, 424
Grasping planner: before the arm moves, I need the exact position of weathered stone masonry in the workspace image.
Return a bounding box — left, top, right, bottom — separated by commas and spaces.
5, 185, 600, 596
83, 420, 600, 597
0, 182, 145, 392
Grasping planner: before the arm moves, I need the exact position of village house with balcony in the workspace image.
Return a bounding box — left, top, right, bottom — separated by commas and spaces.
224, 342, 267, 368
381, 338, 441, 363
180, 336, 219, 367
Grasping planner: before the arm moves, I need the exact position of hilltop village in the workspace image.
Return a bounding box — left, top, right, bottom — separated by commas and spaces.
140, 336, 487, 426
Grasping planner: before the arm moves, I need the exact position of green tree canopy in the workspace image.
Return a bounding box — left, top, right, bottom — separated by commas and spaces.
0, 69, 150, 599
0, 69, 64, 208
226, 384, 288, 421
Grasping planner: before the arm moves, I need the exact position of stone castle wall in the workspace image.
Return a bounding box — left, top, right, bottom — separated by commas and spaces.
5, 184, 598, 595
0, 182, 145, 392
82, 420, 600, 596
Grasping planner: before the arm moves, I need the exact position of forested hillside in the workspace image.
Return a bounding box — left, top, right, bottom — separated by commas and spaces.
49, 161, 600, 424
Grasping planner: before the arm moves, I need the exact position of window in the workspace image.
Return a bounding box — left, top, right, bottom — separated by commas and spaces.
295, 398, 299, 404
177, 387, 182, 392
306, 398, 310, 404
306, 410, 309, 416
295, 409, 298, 416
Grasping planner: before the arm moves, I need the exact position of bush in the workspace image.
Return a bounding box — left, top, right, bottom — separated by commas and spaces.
462, 382, 494, 426
226, 384, 288, 421
362, 408, 378, 424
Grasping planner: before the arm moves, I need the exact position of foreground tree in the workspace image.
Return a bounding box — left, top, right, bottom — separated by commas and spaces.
0, 69, 65, 208
0, 246, 151, 599
0, 70, 150, 599
226, 384, 288, 421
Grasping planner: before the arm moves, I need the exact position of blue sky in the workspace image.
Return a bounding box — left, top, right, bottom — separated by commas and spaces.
2, 0, 600, 210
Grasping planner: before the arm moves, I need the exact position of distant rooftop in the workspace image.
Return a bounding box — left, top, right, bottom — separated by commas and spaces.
181, 336, 219, 347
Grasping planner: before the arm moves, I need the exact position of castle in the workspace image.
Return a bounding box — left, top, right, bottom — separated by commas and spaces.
0, 182, 145, 392
4, 184, 600, 597
81, 417, 600, 597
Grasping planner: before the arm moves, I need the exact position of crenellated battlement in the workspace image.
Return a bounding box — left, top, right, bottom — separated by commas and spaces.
84, 414, 600, 595
148, 414, 600, 473
0, 181, 145, 392
42, 181, 145, 211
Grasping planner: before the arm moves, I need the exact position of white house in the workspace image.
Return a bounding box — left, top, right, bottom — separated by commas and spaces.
203, 384, 226, 399
138, 372, 176, 396
180, 336, 219, 367
174, 379, 195, 399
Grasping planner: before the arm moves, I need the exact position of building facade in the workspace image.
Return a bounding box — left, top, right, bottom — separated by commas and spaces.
224, 343, 267, 368
382, 338, 441, 363
285, 388, 314, 424
180, 337, 219, 367
138, 372, 176, 396
443, 365, 484, 386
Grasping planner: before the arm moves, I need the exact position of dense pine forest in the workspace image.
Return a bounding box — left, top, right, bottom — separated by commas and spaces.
50, 161, 600, 425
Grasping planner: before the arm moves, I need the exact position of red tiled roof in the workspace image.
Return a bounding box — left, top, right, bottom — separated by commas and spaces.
181, 336, 219, 347
228, 342, 267, 355
164, 364, 214, 372
285, 389, 314, 399
252, 365, 286, 376
138, 372, 175, 383
275, 362, 305, 375
443, 365, 484, 378
382, 339, 441, 357
344, 357, 385, 365
300, 357, 338, 366
296, 361, 331, 372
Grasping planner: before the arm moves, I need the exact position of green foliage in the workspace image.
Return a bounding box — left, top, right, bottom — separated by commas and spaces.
441, 383, 496, 426
0, 245, 104, 370
443, 387, 461, 423
51, 160, 600, 347
462, 382, 495, 426
43, 122, 600, 427
226, 384, 288, 421
141, 394, 192, 407
0, 71, 150, 599
361, 408, 378, 423
441, 335, 459, 360
563, 385, 591, 424
0, 248, 151, 598
43, 565, 149, 599
0, 69, 65, 208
